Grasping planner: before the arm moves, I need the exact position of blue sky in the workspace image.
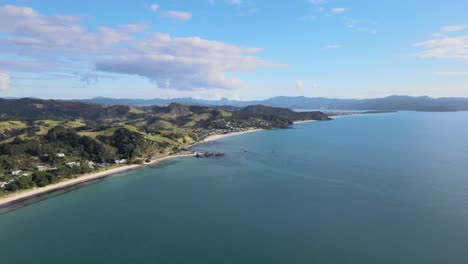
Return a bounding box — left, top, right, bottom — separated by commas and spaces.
0, 0, 467, 100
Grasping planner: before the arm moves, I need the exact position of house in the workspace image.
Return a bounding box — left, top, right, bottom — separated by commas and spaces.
37, 165, 48, 172
56, 153, 66, 158
65, 162, 80, 167
87, 161, 95, 168
114, 159, 127, 165
21, 173, 29, 177
11, 170, 22, 176
0, 182, 7, 188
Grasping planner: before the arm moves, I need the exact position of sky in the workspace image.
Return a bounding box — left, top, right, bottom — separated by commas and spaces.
0, 0, 467, 100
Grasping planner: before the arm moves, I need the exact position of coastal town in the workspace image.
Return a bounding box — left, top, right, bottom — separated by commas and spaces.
0, 128, 252, 194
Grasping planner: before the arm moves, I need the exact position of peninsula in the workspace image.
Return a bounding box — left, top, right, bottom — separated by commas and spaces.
0, 98, 330, 206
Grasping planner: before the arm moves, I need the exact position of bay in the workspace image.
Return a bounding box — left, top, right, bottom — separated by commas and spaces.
1, 112, 468, 263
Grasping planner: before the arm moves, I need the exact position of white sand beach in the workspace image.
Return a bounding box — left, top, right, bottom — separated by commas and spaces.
203, 129, 263, 143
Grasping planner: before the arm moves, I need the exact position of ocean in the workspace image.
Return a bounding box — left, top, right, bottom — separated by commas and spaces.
1, 112, 468, 263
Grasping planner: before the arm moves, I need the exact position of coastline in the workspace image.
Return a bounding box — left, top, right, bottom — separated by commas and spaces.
0, 114, 383, 209
0, 154, 195, 208
0, 129, 265, 209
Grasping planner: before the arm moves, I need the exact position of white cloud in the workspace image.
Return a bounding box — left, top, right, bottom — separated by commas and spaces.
0, 5, 283, 91
331, 7, 347, 14
324, 44, 341, 49
149, 4, 159, 11
0, 5, 142, 56
0, 71, 10, 91
96, 33, 285, 90
295, 80, 305, 89
415, 34, 468, 59
311, 82, 320, 89
441, 24, 468, 32
164, 11, 192, 21
434, 71, 468, 76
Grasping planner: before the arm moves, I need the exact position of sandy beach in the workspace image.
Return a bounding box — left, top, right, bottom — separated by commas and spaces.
203, 129, 263, 143
293, 120, 318, 124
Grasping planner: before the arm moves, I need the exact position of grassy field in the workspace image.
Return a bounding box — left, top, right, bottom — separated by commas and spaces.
0, 121, 28, 132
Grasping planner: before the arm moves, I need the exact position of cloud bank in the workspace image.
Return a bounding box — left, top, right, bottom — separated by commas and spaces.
0, 4, 282, 90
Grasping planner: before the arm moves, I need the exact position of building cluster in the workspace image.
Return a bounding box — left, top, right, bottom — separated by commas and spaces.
0, 153, 124, 189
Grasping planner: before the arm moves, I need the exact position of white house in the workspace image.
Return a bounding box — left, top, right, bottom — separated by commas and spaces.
11, 170, 22, 176
56, 153, 66, 158
65, 162, 80, 167
0, 182, 7, 188
37, 165, 48, 172
114, 159, 127, 165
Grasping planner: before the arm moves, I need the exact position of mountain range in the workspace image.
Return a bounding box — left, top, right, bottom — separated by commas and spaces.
79, 95, 468, 112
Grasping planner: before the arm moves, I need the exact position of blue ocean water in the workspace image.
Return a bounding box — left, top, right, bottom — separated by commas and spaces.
1, 112, 468, 263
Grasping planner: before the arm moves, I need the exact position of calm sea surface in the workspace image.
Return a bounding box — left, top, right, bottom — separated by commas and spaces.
1, 112, 468, 263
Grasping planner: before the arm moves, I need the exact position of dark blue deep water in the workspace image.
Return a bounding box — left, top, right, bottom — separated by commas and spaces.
1, 112, 468, 263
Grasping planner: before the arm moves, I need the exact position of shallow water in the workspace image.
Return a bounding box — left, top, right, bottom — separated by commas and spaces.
1, 112, 468, 263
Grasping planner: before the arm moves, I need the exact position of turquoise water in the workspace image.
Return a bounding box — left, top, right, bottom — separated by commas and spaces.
1, 112, 468, 263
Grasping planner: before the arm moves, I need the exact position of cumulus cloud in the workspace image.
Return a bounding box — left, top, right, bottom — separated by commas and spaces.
441, 24, 468, 32
0, 5, 142, 57
96, 33, 284, 90
0, 71, 10, 91
415, 34, 468, 59
164, 11, 192, 21
0, 5, 282, 90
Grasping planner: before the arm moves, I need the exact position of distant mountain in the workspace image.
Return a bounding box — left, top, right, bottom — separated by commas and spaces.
80, 95, 468, 112
0, 98, 142, 121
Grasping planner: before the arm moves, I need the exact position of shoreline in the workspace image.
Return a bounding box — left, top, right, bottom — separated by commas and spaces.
0, 129, 266, 209
202, 129, 264, 143
293, 120, 318, 124
0, 154, 195, 209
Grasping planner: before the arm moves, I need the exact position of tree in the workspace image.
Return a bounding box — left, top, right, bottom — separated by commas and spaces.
15, 177, 34, 189
6, 182, 19, 192
32, 172, 50, 187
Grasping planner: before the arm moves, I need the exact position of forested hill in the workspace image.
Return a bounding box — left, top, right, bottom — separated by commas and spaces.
240, 105, 330, 121
0, 98, 141, 121
0, 98, 329, 194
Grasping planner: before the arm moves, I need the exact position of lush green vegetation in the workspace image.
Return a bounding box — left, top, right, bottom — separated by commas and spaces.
0, 98, 330, 196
